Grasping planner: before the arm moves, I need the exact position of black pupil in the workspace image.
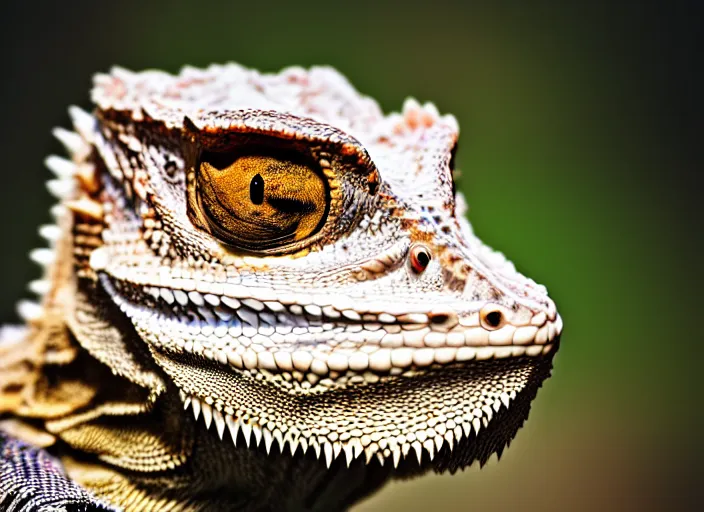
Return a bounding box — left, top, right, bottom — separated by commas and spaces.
416, 250, 430, 268
486, 311, 502, 328
250, 174, 264, 205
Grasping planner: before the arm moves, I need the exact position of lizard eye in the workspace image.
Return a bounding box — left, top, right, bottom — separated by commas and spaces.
196, 152, 329, 251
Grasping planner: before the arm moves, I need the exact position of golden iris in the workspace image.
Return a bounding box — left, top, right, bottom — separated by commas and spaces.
198, 153, 327, 250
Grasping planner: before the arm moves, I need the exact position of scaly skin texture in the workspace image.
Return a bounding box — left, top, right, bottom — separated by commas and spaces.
0, 64, 562, 511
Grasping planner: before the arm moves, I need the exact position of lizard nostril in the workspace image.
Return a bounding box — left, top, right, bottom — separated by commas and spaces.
480, 307, 505, 330
430, 313, 449, 324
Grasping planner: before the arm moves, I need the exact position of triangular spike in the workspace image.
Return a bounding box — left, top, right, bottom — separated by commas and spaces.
263, 428, 273, 454
192, 398, 201, 421
493, 399, 502, 413
68, 106, 95, 142
45, 155, 76, 179
16, 300, 42, 322
423, 439, 435, 460
28, 280, 50, 296
182, 397, 192, 411
402, 97, 421, 114
351, 438, 363, 459
252, 426, 262, 446
52, 127, 88, 158
423, 101, 440, 119
50, 204, 67, 221
0, 324, 29, 347
482, 405, 493, 422
375, 452, 385, 465
434, 435, 443, 453
324, 442, 333, 468
453, 425, 463, 442
365, 447, 375, 464
213, 409, 225, 439
412, 441, 423, 464
332, 441, 342, 459
46, 179, 75, 199
312, 439, 321, 459
462, 421, 472, 438
401, 443, 410, 458
225, 415, 238, 446
288, 437, 299, 457
299, 437, 308, 455
38, 224, 61, 243
201, 402, 213, 429
273, 429, 283, 450
444, 113, 460, 133
444, 431, 454, 448
30, 248, 55, 267
343, 443, 354, 467
241, 422, 252, 447
392, 447, 401, 468
472, 418, 482, 435
500, 392, 510, 409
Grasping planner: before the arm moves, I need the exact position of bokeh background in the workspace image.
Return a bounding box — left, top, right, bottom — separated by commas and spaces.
1, 1, 701, 510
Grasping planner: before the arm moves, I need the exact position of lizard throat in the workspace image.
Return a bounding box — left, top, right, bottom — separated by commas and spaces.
156, 348, 556, 468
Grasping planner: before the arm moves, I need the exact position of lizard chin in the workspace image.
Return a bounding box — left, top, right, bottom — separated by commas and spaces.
149, 342, 558, 469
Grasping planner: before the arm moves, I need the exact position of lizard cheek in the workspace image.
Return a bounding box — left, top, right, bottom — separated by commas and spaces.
196, 152, 329, 251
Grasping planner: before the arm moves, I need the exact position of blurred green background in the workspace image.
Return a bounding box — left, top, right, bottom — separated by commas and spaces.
1, 1, 700, 510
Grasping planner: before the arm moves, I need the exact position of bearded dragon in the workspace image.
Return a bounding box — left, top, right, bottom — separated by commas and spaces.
0, 64, 562, 511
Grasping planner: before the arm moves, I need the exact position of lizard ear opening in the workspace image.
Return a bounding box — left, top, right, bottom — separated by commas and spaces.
193, 150, 329, 252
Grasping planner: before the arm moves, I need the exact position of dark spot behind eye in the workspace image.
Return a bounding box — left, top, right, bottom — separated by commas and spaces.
250, 174, 264, 205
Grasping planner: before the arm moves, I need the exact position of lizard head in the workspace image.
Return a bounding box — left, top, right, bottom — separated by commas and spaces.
84, 64, 561, 469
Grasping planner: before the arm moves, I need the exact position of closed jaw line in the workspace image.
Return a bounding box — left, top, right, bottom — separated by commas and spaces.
99, 271, 562, 386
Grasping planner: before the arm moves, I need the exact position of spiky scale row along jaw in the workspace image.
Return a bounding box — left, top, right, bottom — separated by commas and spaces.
3, 62, 561, 506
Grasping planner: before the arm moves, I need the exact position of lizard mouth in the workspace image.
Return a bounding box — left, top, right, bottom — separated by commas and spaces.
101, 274, 562, 387
99, 273, 561, 468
